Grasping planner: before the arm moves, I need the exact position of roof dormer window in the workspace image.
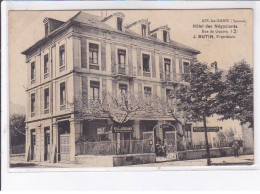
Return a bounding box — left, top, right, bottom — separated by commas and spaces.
163, 30, 168, 42
45, 23, 49, 36
142, 24, 147, 37
117, 17, 123, 31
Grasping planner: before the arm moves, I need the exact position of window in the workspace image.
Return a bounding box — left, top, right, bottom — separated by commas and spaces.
118, 49, 126, 69
164, 58, 171, 80
31, 62, 36, 81
44, 88, 49, 113
44, 54, 49, 76
166, 89, 174, 104
31, 93, 35, 117
119, 84, 127, 95
89, 43, 99, 70
117, 17, 123, 31
90, 81, 100, 100
59, 45, 65, 69
142, 24, 147, 37
144, 87, 152, 98
183, 61, 190, 74
45, 23, 48, 36
119, 84, 128, 104
163, 30, 168, 42
60, 82, 66, 107
142, 54, 150, 76
44, 127, 51, 145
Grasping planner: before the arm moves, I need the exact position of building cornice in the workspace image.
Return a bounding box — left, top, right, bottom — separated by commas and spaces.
76, 22, 200, 55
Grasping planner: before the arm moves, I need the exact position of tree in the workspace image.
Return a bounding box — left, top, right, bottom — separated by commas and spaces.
71, 92, 153, 126
176, 62, 224, 165
155, 88, 195, 149
70, 91, 158, 153
215, 60, 253, 129
9, 113, 26, 146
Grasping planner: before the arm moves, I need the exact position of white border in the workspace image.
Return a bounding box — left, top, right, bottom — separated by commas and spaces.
2, 1, 260, 190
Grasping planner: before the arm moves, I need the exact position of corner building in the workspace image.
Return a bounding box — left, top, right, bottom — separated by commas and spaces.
22, 12, 200, 162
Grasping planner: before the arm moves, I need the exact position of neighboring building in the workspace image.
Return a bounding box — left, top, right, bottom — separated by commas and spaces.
22, 11, 201, 163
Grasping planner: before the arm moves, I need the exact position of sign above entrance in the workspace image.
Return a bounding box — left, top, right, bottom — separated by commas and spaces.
193, 127, 220, 132
97, 127, 112, 135
113, 126, 133, 133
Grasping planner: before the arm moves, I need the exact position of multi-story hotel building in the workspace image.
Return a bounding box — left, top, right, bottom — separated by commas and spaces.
22, 11, 201, 163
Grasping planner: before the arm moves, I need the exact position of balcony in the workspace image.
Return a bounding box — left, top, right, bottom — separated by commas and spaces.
161, 73, 187, 86
112, 64, 135, 81
143, 71, 151, 77
118, 67, 126, 75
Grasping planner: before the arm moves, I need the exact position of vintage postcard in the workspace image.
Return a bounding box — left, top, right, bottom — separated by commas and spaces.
8, 9, 253, 168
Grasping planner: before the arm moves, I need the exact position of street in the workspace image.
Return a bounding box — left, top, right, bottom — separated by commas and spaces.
9, 154, 254, 168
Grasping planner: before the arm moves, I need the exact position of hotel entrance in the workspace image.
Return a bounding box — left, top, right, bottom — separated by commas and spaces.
58, 121, 70, 162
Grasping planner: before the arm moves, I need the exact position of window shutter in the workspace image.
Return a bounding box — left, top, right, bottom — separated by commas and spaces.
82, 77, 88, 101
151, 51, 156, 78
179, 58, 183, 74
128, 46, 133, 75
112, 80, 117, 97
172, 56, 176, 79
102, 78, 107, 96
80, 38, 87, 68
152, 84, 157, 96
111, 43, 116, 73
136, 48, 141, 76
159, 54, 163, 80
129, 82, 134, 94
101, 41, 106, 71
35, 89, 38, 116
161, 87, 166, 99
138, 83, 143, 97
41, 88, 44, 115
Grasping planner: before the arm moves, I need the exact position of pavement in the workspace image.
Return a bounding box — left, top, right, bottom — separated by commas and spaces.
9, 154, 254, 168
128, 154, 254, 167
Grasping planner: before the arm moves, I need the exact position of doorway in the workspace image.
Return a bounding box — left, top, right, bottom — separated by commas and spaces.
44, 127, 51, 161
58, 121, 70, 162
30, 129, 36, 160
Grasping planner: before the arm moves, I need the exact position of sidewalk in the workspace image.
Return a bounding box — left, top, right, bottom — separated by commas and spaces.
9, 154, 254, 168
128, 154, 254, 167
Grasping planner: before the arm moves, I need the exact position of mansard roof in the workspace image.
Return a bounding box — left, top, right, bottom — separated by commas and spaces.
22, 11, 200, 55
125, 19, 150, 29
101, 12, 125, 22
150, 25, 170, 34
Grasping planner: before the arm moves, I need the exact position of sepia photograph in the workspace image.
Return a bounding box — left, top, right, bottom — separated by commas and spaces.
8, 9, 254, 168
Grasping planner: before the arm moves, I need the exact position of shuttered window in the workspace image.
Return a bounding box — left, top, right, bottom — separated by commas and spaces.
142, 24, 147, 37
89, 43, 99, 68
60, 82, 66, 106
144, 87, 152, 98
44, 54, 49, 74
44, 88, 49, 113
119, 84, 127, 95
90, 81, 100, 100
31, 93, 35, 117
163, 30, 168, 42
183, 62, 190, 74
31, 62, 36, 81
59, 45, 65, 68
164, 58, 171, 80
117, 17, 123, 31
118, 49, 126, 68
142, 54, 150, 72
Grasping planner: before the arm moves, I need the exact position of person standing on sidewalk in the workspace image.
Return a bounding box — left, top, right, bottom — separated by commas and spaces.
232, 140, 240, 158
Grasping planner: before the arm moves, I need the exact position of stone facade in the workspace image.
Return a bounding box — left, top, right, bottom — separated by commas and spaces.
22, 11, 200, 163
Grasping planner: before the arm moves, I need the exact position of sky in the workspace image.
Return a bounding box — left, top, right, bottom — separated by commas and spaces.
9, 9, 253, 109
